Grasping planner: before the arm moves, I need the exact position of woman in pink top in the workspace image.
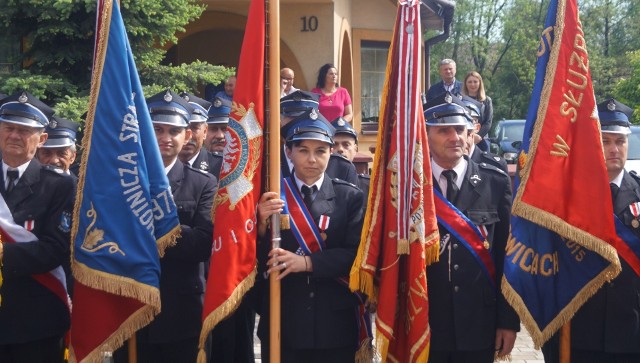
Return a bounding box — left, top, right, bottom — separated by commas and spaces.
311, 63, 353, 122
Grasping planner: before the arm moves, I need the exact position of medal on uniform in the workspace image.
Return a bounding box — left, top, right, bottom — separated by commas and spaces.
319, 215, 330, 240
477, 224, 490, 249
24, 220, 34, 231
629, 202, 640, 228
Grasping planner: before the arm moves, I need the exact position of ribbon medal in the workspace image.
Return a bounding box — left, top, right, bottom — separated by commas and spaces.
477, 224, 490, 249
629, 202, 640, 228
319, 215, 330, 240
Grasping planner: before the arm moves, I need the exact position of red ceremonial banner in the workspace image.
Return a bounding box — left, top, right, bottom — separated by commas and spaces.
197, 0, 265, 361
349, 1, 439, 362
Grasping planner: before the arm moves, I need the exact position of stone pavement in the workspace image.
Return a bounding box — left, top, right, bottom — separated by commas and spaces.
253, 322, 544, 362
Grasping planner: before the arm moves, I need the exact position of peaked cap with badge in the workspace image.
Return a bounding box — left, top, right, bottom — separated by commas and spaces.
180, 92, 211, 124
42, 116, 80, 148
207, 97, 232, 125
146, 89, 194, 127
0, 90, 54, 128
424, 91, 472, 127
331, 116, 358, 143
282, 108, 335, 145
280, 90, 320, 117
598, 98, 634, 135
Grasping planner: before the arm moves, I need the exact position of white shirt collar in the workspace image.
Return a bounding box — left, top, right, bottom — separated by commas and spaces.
3, 160, 31, 182
294, 173, 324, 195
611, 169, 624, 188
188, 150, 201, 167
431, 157, 467, 194
164, 158, 178, 175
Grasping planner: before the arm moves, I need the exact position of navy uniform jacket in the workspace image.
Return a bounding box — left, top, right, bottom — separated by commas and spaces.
470, 146, 508, 173
0, 159, 75, 344
426, 80, 462, 101
256, 175, 364, 351
280, 147, 359, 186
427, 158, 519, 351
571, 170, 640, 353
357, 174, 370, 211
191, 148, 223, 180
145, 160, 217, 343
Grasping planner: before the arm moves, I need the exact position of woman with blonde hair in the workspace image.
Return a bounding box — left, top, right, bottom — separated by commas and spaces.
462, 71, 493, 139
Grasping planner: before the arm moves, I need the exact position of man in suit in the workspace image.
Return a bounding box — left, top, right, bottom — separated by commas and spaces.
115, 89, 216, 362
424, 93, 519, 363
280, 91, 359, 186
36, 116, 80, 177
542, 99, 640, 363
426, 58, 463, 101
0, 91, 76, 363
256, 109, 365, 363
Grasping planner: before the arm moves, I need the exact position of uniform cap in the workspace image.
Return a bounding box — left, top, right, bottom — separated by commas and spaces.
280, 90, 320, 117
0, 90, 54, 128
42, 116, 80, 148
331, 117, 358, 142
146, 89, 193, 127
460, 95, 482, 130
424, 92, 472, 127
282, 109, 335, 145
598, 98, 633, 134
180, 92, 211, 123
207, 97, 232, 125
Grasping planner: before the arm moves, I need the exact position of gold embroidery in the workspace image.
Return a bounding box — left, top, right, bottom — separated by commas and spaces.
81, 202, 125, 255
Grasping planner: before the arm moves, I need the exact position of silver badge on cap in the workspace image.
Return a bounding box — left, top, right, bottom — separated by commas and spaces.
49, 119, 58, 129
18, 92, 28, 103
445, 94, 453, 103
607, 100, 616, 111
183, 94, 190, 101
213, 98, 222, 107
163, 91, 172, 103
309, 109, 318, 120
337, 119, 346, 126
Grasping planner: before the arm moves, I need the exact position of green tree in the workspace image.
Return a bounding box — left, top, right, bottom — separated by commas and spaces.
614, 50, 640, 123
0, 0, 232, 122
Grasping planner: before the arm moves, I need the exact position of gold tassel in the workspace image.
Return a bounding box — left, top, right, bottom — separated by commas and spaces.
280, 214, 290, 230
156, 225, 182, 258
397, 239, 410, 255
354, 337, 374, 363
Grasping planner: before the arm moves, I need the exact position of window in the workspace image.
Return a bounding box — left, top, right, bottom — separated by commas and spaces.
360, 40, 389, 132
0, 34, 20, 74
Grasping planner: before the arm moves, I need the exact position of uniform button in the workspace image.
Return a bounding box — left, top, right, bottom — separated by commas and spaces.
453, 264, 459, 271
482, 217, 487, 222
309, 292, 315, 298
453, 243, 459, 249
454, 286, 459, 292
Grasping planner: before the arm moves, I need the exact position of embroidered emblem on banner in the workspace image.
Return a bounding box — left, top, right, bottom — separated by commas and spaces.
214, 103, 263, 212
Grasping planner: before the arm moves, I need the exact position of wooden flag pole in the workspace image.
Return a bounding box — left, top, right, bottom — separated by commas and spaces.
267, 0, 282, 362
559, 323, 570, 363
128, 335, 137, 363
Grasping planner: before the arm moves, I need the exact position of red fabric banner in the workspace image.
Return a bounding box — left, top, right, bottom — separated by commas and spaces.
349, 1, 439, 362
198, 0, 264, 361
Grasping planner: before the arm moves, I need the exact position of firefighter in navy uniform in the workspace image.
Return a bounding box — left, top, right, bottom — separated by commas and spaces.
256, 109, 365, 363
114, 89, 216, 362
459, 95, 508, 173
37, 116, 80, 178
331, 116, 370, 208
0, 91, 76, 363
424, 93, 519, 363
178, 92, 219, 176
203, 97, 229, 179
280, 90, 359, 186
542, 99, 640, 363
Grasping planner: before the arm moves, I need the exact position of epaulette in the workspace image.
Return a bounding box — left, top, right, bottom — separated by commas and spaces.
330, 153, 351, 163
42, 164, 66, 175
184, 163, 215, 180
478, 162, 508, 176
480, 151, 505, 164
332, 177, 359, 189
629, 170, 640, 186
358, 174, 370, 180
211, 151, 223, 158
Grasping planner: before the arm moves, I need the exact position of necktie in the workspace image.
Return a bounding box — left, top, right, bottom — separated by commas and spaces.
610, 183, 619, 201
6, 169, 19, 194
301, 185, 316, 208
442, 170, 459, 203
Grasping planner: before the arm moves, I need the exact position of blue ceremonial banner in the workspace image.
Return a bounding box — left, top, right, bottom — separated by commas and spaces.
501, 0, 621, 348
69, 0, 181, 361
